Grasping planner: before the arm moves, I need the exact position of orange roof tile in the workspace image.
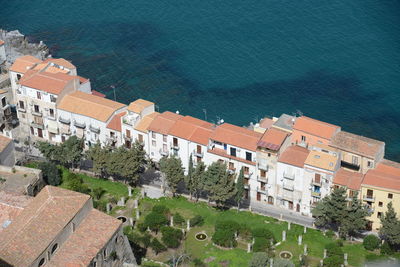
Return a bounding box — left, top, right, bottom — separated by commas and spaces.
148, 111, 183, 135
278, 145, 310, 168
20, 71, 78, 95
0, 135, 11, 153
293, 116, 340, 140
259, 118, 274, 129
58, 91, 126, 122
333, 168, 364, 190
106, 111, 126, 132
0, 40, 4, 46
168, 116, 214, 145
47, 209, 121, 267
210, 123, 262, 151
135, 112, 159, 133
0, 191, 32, 234
10, 55, 42, 74
127, 99, 154, 113
44, 58, 76, 69
91, 90, 105, 97
304, 150, 339, 171
0, 186, 90, 267
330, 131, 385, 159
362, 161, 400, 191
258, 128, 288, 151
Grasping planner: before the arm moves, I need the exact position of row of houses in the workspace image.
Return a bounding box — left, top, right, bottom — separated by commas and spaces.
7, 54, 400, 231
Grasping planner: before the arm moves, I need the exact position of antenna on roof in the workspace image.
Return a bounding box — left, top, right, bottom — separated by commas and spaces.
176, 110, 180, 114
202, 109, 207, 121
110, 85, 116, 101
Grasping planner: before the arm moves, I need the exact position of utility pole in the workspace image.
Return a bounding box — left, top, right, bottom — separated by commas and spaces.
202, 109, 207, 121
111, 85, 116, 101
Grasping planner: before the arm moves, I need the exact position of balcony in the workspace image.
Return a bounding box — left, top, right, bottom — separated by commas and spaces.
311, 191, 321, 198
106, 135, 117, 145
363, 195, 375, 202
159, 149, 168, 157
59, 116, 71, 125
32, 110, 42, 117
244, 172, 252, 178
16, 89, 22, 95
170, 142, 179, 150
228, 168, 236, 175
283, 172, 295, 180
74, 120, 86, 129
283, 183, 294, 191
257, 186, 267, 194
258, 162, 268, 171
31, 122, 44, 129
17, 106, 26, 113
341, 161, 360, 172
122, 118, 133, 126
192, 149, 204, 158
123, 133, 132, 141
89, 124, 100, 134
257, 175, 268, 183
311, 180, 322, 186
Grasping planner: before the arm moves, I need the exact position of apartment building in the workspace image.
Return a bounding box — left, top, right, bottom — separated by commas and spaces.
330, 131, 385, 174
147, 111, 183, 162
0, 186, 136, 267
132, 112, 159, 153
207, 123, 262, 200
361, 160, 400, 231
255, 128, 290, 204
275, 146, 310, 214
292, 116, 341, 147
332, 168, 364, 200
121, 99, 155, 149
57, 91, 126, 146
0, 40, 5, 63
106, 111, 127, 147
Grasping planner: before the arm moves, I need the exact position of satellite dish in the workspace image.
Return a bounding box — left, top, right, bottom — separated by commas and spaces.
176, 110, 180, 114
220, 119, 224, 124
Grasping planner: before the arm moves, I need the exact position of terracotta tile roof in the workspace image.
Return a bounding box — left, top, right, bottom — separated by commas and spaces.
259, 118, 274, 129
127, 99, 154, 113
106, 111, 126, 132
44, 58, 76, 69
305, 150, 339, 171
330, 131, 385, 159
135, 112, 159, 133
0, 135, 12, 153
10, 55, 42, 73
258, 128, 288, 151
333, 168, 364, 190
362, 161, 400, 191
47, 209, 121, 267
293, 116, 340, 140
148, 111, 183, 135
20, 71, 78, 95
58, 91, 126, 122
210, 123, 262, 151
168, 116, 214, 145
0, 191, 32, 233
0, 186, 90, 267
278, 145, 310, 168
208, 148, 256, 166
0, 40, 4, 46
91, 90, 105, 97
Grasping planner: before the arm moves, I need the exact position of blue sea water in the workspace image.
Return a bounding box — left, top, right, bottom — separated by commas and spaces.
1, 0, 400, 160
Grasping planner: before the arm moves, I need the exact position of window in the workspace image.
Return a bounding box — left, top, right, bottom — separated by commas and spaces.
388, 193, 393, 199
368, 161, 373, 168
314, 173, 321, 183
37, 91, 41, 100
246, 152, 252, 162
367, 189, 373, 197
126, 129, 131, 138
301, 135, 306, 142
260, 170, 266, 178
49, 108, 54, 117
230, 147, 236, 157
152, 132, 156, 139
228, 162, 235, 170
173, 137, 178, 147
30, 127, 34, 135
163, 144, 167, 152
33, 105, 40, 113
352, 155, 359, 165
1, 97, 6, 107
379, 201, 383, 207
268, 153, 271, 157
17, 74, 22, 80
51, 243, 58, 254
19, 100, 25, 109
38, 258, 45, 267
50, 95, 56, 103
152, 140, 156, 147
163, 134, 167, 142
138, 134, 143, 143
61, 136, 66, 143
377, 212, 382, 218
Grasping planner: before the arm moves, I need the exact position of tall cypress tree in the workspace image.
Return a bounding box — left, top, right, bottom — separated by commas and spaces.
160, 156, 185, 197
234, 168, 245, 210
186, 155, 195, 199
380, 202, 400, 247
205, 161, 236, 206
192, 161, 206, 201
340, 192, 368, 238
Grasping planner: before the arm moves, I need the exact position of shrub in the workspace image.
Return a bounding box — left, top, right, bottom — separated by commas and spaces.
93, 199, 107, 212
91, 187, 105, 200
212, 229, 237, 248
253, 237, 271, 253
252, 227, 275, 242
38, 161, 61, 186
325, 230, 335, 238
152, 204, 170, 216
380, 242, 393, 255
323, 255, 343, 267
63, 173, 90, 194
161, 226, 183, 248
139, 232, 152, 248
363, 235, 380, 251
144, 211, 168, 232
325, 242, 343, 257
193, 258, 206, 267
273, 258, 295, 267
239, 224, 252, 241
150, 238, 166, 255
190, 215, 204, 227
137, 222, 147, 232
249, 252, 269, 267
215, 220, 240, 233
123, 225, 133, 235
173, 212, 185, 226
335, 239, 344, 247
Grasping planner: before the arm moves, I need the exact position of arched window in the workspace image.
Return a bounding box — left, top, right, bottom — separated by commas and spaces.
38, 258, 45, 267
268, 196, 274, 205
51, 243, 58, 254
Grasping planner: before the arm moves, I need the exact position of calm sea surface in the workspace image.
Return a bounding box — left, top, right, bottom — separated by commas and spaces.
1, 0, 400, 160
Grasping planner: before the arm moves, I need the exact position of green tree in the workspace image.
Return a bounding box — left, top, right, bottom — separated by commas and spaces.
144, 211, 168, 233
380, 202, 400, 248
160, 156, 185, 196
205, 162, 236, 206
36, 141, 63, 163
235, 168, 245, 210
86, 142, 110, 177
273, 258, 295, 267
363, 234, 380, 251
92, 187, 105, 200
38, 161, 61, 186
312, 187, 347, 230
150, 238, 166, 255
60, 136, 83, 168
191, 161, 206, 201
186, 155, 195, 199
340, 193, 369, 238
248, 252, 270, 267
160, 226, 183, 248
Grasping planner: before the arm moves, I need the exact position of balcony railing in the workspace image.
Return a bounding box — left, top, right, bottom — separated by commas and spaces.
74, 120, 86, 129
311, 180, 322, 186
122, 118, 133, 126
159, 149, 168, 156
59, 116, 71, 125
363, 195, 375, 202
341, 161, 360, 171
228, 168, 236, 175
283, 172, 295, 180
311, 191, 321, 198
283, 183, 294, 191
257, 175, 267, 183
123, 133, 132, 141
257, 186, 267, 194
192, 149, 204, 158
32, 110, 42, 117
106, 135, 117, 145
257, 162, 268, 171
244, 172, 252, 178
31, 122, 44, 129
89, 124, 100, 134
170, 142, 179, 150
